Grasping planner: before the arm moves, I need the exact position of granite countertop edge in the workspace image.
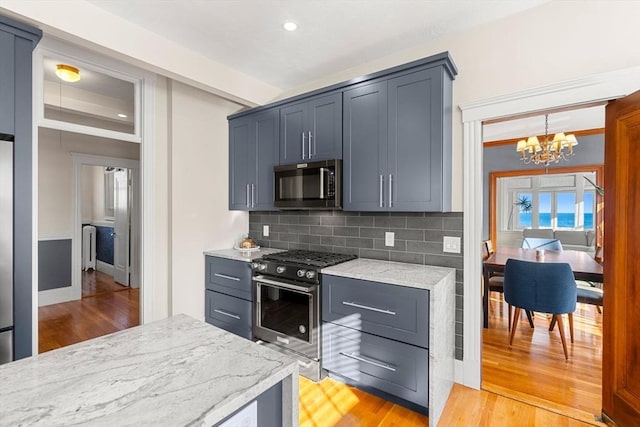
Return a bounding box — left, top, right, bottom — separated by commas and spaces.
203, 247, 285, 262
321, 258, 456, 290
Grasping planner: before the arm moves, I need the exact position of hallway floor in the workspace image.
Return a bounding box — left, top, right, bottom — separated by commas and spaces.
38, 270, 139, 353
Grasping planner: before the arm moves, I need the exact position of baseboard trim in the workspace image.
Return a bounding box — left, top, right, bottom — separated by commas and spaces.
38, 286, 78, 307
96, 260, 115, 277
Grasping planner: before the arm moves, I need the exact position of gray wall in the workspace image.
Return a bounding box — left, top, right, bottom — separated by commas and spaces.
38, 239, 72, 291
482, 133, 604, 239
249, 210, 465, 360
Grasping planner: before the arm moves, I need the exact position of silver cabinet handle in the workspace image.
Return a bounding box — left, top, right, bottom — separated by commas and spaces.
342, 301, 396, 315
251, 183, 255, 208
339, 352, 397, 372
389, 174, 393, 208
379, 175, 384, 208
301, 132, 306, 160
214, 273, 240, 281
308, 131, 313, 159
246, 183, 250, 208
110, 232, 116, 237
213, 309, 240, 320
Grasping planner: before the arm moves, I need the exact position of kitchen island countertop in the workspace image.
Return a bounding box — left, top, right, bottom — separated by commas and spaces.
0, 315, 298, 426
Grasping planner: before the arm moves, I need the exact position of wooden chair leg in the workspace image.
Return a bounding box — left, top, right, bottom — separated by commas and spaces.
555, 314, 569, 360
549, 315, 557, 331
597, 305, 602, 314
568, 312, 574, 343
509, 307, 521, 346
508, 304, 512, 332
525, 310, 535, 328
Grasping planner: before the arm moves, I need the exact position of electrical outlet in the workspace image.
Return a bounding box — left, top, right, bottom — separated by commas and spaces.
263, 225, 269, 237
385, 232, 395, 247
443, 236, 461, 254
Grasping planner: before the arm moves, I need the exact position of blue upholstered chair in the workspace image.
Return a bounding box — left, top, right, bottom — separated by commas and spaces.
521, 237, 564, 251
503, 259, 577, 360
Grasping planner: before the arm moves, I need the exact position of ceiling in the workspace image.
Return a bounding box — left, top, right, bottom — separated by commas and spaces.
86, 0, 550, 90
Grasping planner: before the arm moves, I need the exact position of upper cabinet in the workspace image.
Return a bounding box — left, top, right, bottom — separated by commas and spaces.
229, 108, 279, 211
228, 52, 457, 213
343, 64, 454, 212
280, 92, 342, 164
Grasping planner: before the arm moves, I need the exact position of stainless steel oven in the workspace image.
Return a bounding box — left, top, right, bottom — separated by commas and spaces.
251, 250, 357, 381
253, 276, 319, 361
274, 159, 341, 209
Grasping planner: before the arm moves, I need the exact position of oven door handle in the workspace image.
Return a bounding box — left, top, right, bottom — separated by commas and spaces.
252, 276, 315, 293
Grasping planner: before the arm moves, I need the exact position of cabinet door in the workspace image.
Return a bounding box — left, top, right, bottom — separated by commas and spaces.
253, 109, 279, 210
388, 68, 446, 211
279, 102, 306, 163
343, 81, 388, 211
205, 290, 252, 340
308, 92, 342, 161
0, 31, 15, 135
228, 116, 254, 210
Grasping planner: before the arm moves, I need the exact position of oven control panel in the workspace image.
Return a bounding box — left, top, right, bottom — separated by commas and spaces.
251, 261, 320, 285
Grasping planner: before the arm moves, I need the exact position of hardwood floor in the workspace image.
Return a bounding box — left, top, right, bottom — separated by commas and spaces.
299, 376, 427, 427
482, 292, 604, 425
38, 270, 139, 353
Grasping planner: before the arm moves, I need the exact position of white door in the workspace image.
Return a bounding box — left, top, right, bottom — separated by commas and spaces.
113, 169, 130, 285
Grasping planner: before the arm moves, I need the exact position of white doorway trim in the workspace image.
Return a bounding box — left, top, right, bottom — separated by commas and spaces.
458, 66, 640, 389
70, 154, 139, 303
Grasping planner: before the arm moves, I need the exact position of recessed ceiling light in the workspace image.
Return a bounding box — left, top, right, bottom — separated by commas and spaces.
283, 21, 297, 32
117, 113, 128, 118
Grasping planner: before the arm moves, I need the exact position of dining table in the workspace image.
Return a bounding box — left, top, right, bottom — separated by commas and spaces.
482, 248, 604, 328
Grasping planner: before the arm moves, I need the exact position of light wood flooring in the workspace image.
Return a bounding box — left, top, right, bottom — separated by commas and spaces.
38, 270, 140, 353
482, 292, 604, 426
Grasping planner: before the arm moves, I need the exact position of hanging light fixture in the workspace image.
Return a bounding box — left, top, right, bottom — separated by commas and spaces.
516, 114, 578, 166
55, 64, 81, 82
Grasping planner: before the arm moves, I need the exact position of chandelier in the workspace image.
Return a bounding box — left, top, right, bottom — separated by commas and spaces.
516, 114, 578, 166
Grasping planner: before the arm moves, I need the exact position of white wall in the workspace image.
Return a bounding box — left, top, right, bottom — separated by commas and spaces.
275, 1, 640, 210
169, 80, 248, 320
80, 165, 94, 223
38, 128, 140, 238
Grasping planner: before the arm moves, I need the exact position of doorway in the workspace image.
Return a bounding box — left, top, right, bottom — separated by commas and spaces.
460, 66, 640, 425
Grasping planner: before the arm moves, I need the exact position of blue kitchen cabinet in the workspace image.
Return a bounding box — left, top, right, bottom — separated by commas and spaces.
280, 92, 342, 164
343, 57, 456, 212
321, 274, 430, 413
229, 108, 279, 211
204, 256, 253, 339
0, 15, 41, 361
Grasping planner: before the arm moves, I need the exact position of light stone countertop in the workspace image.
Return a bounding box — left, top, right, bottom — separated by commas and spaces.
203, 247, 284, 262
0, 315, 298, 427
321, 258, 456, 290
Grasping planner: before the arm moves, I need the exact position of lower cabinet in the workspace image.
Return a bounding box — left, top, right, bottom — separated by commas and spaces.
205, 290, 252, 340
322, 274, 430, 413
322, 322, 428, 409
204, 255, 253, 340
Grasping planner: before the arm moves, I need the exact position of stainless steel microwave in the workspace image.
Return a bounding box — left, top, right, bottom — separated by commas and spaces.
274, 159, 341, 209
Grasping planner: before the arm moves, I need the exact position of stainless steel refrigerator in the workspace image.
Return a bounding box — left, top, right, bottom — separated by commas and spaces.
0, 135, 13, 364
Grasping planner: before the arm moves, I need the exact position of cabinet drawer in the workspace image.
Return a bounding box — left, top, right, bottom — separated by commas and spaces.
205, 256, 252, 300
322, 322, 428, 409
205, 290, 252, 340
322, 275, 429, 348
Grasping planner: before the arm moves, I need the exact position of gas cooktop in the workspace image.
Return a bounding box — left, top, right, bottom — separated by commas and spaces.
261, 250, 357, 268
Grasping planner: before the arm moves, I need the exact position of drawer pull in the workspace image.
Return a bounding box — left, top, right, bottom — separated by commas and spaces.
342, 301, 396, 316
213, 309, 240, 320
339, 352, 397, 372
214, 273, 240, 282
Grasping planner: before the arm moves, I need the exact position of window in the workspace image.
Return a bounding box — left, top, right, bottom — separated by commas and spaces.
500, 172, 597, 231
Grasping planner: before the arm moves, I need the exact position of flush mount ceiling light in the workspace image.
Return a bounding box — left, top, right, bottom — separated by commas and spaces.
283, 21, 297, 31
55, 64, 81, 82
117, 113, 128, 118
516, 114, 578, 167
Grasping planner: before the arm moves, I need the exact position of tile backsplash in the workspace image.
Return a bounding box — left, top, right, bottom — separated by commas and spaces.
248, 210, 464, 360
